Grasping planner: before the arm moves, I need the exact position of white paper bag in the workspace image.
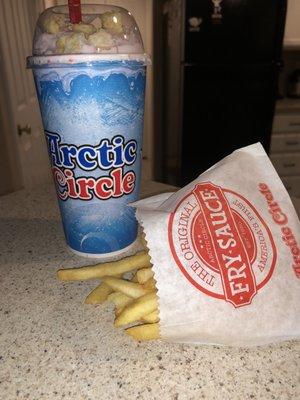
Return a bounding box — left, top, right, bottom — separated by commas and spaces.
133, 143, 300, 346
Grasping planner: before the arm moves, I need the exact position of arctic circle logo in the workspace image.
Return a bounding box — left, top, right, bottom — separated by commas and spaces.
168, 182, 277, 308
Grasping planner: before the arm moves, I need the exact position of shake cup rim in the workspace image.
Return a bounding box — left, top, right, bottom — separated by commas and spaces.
27, 53, 150, 68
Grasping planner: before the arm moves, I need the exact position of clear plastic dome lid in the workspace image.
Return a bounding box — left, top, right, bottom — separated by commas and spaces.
32, 4, 145, 56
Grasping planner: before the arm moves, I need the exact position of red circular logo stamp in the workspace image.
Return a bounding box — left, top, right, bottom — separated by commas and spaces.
168, 182, 277, 307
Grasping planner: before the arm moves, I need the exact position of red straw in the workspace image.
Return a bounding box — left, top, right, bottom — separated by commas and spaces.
68, 0, 82, 24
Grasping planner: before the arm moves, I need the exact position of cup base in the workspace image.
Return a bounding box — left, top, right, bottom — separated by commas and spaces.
67, 239, 140, 262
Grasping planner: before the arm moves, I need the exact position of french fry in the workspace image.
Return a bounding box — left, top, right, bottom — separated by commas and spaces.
84, 274, 122, 304
115, 306, 125, 316
57, 247, 162, 341
125, 323, 160, 341
102, 277, 149, 299
137, 268, 154, 284
114, 292, 158, 327
57, 251, 151, 281
143, 278, 157, 290
84, 282, 113, 305
107, 292, 132, 309
142, 310, 159, 323
109, 292, 134, 316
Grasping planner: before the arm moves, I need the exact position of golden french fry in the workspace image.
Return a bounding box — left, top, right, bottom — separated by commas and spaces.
137, 268, 154, 284
84, 282, 113, 305
125, 323, 160, 341
107, 292, 132, 308
57, 251, 151, 281
143, 278, 156, 290
115, 306, 124, 316
114, 292, 158, 327
84, 273, 122, 305
131, 273, 138, 283
102, 277, 149, 299
142, 310, 159, 323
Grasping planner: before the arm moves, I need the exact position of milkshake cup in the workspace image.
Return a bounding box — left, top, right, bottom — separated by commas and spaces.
27, 4, 149, 259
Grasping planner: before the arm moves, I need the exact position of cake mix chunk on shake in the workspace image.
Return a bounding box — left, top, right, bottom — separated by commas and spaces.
27, 3, 149, 258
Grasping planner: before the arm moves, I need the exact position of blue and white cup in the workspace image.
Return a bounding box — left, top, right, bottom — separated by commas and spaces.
28, 54, 147, 258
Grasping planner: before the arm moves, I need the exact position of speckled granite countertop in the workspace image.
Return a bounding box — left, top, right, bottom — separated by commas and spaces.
0, 182, 299, 400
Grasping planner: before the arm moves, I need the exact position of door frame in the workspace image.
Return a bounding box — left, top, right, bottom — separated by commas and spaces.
0, 0, 45, 194
0, 42, 23, 192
